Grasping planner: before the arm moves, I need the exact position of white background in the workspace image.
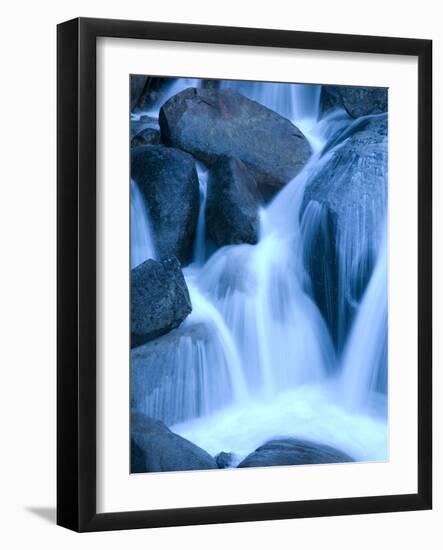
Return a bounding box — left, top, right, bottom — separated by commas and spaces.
0, 0, 441, 548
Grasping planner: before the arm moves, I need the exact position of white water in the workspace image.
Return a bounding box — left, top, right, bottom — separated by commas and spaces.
131, 79, 388, 464
136, 78, 202, 119
341, 226, 388, 409
130, 179, 156, 267
196, 157, 335, 398
173, 384, 388, 464
192, 163, 209, 265
221, 80, 321, 122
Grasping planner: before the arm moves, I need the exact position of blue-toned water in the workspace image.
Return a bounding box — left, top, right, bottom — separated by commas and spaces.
130, 179, 156, 267
131, 80, 388, 463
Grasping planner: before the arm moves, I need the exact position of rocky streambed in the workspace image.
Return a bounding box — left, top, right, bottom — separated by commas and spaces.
130, 79, 388, 473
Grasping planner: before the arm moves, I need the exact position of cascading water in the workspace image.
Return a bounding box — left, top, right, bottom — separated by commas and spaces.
132, 78, 203, 120
196, 158, 335, 398
192, 163, 209, 265
220, 80, 321, 122
131, 279, 248, 426
131, 79, 388, 464
340, 225, 388, 409
131, 179, 156, 267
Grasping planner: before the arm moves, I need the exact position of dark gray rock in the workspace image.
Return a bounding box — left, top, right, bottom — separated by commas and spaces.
159, 87, 311, 200
215, 451, 235, 469
131, 127, 161, 147
131, 76, 148, 111
131, 145, 200, 262
131, 322, 235, 426
301, 114, 387, 350
238, 438, 353, 468
131, 257, 192, 348
131, 413, 217, 473
206, 157, 262, 247
130, 118, 159, 139
132, 76, 170, 112
320, 85, 388, 119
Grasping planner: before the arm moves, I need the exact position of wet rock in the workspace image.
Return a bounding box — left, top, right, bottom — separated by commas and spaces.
131, 145, 199, 262
206, 156, 262, 247
301, 114, 387, 349
159, 87, 311, 199
130, 118, 159, 139
215, 451, 235, 469
131, 127, 161, 147
132, 76, 170, 112
131, 413, 217, 473
131, 75, 148, 111
131, 322, 235, 426
131, 257, 192, 348
238, 438, 353, 468
320, 85, 388, 119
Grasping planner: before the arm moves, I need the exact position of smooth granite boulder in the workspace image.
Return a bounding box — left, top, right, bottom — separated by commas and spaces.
131, 145, 200, 263
131, 413, 217, 473
301, 114, 388, 349
131, 257, 192, 348
159, 87, 311, 199
238, 438, 353, 468
131, 127, 161, 147
319, 85, 388, 119
206, 156, 262, 247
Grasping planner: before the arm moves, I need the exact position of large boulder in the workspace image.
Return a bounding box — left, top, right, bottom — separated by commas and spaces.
131, 322, 235, 426
131, 145, 199, 263
301, 114, 387, 349
206, 156, 262, 247
131, 413, 217, 473
131, 257, 192, 348
159, 87, 311, 200
320, 85, 388, 119
238, 438, 353, 468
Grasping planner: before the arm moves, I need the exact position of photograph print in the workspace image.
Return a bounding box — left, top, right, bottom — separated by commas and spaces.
130, 76, 388, 474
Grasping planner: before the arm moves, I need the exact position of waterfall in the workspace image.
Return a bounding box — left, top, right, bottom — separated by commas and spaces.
131, 79, 388, 464
145, 78, 202, 118
197, 157, 335, 398
131, 280, 248, 426
131, 179, 156, 267
192, 163, 209, 265
340, 226, 388, 409
220, 80, 321, 123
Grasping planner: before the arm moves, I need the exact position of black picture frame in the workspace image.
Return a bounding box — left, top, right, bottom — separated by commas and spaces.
57, 17, 432, 532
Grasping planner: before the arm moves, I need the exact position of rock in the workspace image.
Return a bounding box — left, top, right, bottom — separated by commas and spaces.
131, 76, 148, 111
130, 118, 159, 139
131, 145, 200, 262
132, 76, 169, 112
215, 451, 235, 469
131, 322, 235, 426
238, 438, 353, 468
131, 413, 217, 473
320, 85, 388, 119
131, 127, 161, 147
301, 114, 387, 349
159, 87, 311, 199
131, 257, 192, 348
206, 156, 261, 247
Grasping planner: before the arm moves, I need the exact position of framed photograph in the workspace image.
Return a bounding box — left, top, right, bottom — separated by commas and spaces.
57, 17, 432, 532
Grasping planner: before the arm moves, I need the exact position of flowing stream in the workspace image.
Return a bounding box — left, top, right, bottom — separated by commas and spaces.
131, 179, 156, 267
131, 80, 388, 464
